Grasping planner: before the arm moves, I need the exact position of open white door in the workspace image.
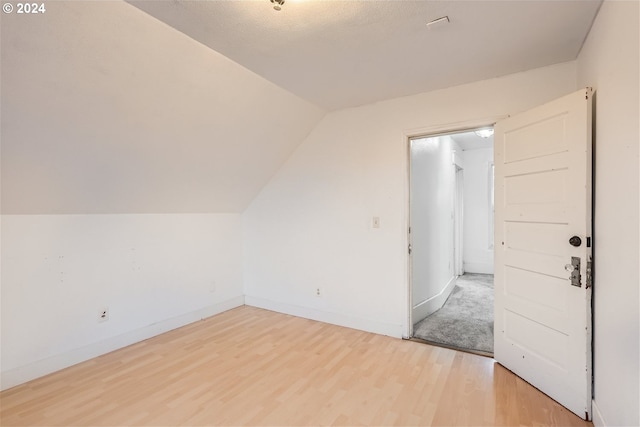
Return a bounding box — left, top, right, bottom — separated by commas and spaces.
494, 88, 593, 420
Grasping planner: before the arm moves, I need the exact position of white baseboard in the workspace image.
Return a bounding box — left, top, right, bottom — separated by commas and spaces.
244, 296, 404, 338
0, 296, 244, 391
592, 400, 606, 426
463, 262, 494, 274
412, 275, 456, 323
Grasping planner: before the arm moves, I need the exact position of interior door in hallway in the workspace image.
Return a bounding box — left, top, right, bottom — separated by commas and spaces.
493, 88, 593, 420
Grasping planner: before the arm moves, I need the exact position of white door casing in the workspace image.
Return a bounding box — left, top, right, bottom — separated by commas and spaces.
494, 88, 593, 419
454, 165, 464, 277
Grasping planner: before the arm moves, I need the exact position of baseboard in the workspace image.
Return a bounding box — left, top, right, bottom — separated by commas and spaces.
463, 262, 494, 274
0, 296, 245, 391
412, 275, 456, 323
591, 400, 606, 426
244, 296, 404, 338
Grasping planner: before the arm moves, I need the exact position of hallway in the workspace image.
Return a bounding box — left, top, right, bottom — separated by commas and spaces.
413, 274, 494, 355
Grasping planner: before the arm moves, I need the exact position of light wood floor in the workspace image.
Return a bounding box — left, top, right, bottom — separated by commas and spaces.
1, 306, 593, 426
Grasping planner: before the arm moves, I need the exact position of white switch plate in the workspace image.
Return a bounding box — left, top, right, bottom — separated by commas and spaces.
372, 217, 380, 228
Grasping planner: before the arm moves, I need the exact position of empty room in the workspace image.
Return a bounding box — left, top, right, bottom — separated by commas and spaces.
1, 1, 638, 426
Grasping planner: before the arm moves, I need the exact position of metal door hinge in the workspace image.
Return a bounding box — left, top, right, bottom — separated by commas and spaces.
408, 244, 412, 255
586, 258, 593, 289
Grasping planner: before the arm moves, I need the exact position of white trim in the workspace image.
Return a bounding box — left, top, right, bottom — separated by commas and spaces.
404, 130, 412, 338
411, 276, 456, 323
463, 261, 494, 275
592, 400, 606, 426
0, 296, 245, 391
452, 151, 465, 168
403, 115, 509, 141
487, 160, 495, 250
245, 295, 404, 339
454, 165, 465, 277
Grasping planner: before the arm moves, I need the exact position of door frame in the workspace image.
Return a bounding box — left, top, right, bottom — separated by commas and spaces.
454, 164, 464, 277
403, 116, 507, 338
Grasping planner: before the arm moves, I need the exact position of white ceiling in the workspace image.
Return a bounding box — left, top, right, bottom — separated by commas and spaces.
129, 0, 602, 111
0, 0, 602, 214
451, 131, 493, 151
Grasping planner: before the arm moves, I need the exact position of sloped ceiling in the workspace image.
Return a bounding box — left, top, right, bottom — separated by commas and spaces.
1, 0, 602, 214
0, 1, 324, 214
129, 0, 602, 111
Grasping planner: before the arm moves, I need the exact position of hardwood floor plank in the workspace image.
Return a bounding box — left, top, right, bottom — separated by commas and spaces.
0, 306, 592, 426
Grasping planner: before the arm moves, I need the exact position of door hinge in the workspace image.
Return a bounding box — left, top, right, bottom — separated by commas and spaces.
408, 244, 412, 255
586, 257, 593, 289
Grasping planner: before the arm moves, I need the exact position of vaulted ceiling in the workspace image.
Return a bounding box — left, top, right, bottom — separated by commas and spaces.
129, 0, 602, 111
1, 1, 323, 214
1, 1, 602, 214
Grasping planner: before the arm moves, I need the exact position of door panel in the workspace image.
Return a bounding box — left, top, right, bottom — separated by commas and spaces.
503, 113, 568, 162
505, 222, 568, 256
503, 267, 569, 313
494, 88, 592, 420
504, 169, 568, 204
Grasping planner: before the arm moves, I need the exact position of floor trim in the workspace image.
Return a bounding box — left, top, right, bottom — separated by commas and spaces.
245, 295, 403, 338
412, 275, 456, 322
591, 400, 605, 426
0, 296, 245, 391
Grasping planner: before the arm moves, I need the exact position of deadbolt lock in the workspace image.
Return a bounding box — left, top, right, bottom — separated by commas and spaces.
569, 236, 582, 247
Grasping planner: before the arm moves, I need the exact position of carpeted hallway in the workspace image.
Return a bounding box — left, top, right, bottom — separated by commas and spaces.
413, 273, 494, 354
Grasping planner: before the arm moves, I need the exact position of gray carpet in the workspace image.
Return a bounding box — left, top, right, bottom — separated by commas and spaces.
413, 274, 494, 354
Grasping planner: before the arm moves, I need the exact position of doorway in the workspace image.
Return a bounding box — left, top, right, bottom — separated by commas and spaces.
405, 90, 593, 419
408, 127, 494, 355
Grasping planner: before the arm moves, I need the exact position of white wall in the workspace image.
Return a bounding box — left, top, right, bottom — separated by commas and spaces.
0, 1, 322, 390
0, 214, 244, 390
576, 1, 640, 425
243, 61, 577, 338
0, 1, 323, 214
410, 135, 459, 322
462, 147, 495, 274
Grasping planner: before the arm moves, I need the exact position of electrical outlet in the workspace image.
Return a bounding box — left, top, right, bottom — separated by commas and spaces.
98, 307, 109, 322
315, 287, 322, 297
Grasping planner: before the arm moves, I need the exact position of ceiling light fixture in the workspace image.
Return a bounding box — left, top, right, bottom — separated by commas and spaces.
426, 16, 450, 29
271, 0, 284, 11
475, 128, 494, 139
